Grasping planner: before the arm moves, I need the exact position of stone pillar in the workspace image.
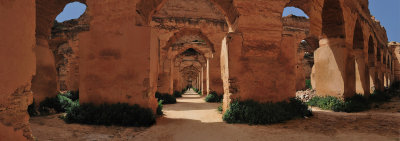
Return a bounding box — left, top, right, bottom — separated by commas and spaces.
169, 59, 174, 94
0, 1, 36, 140
79, 1, 158, 112
206, 58, 210, 95
369, 67, 377, 93
354, 50, 369, 95
201, 67, 204, 95
221, 0, 297, 104
314, 38, 355, 98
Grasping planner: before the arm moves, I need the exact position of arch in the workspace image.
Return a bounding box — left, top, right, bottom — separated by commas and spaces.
136, 0, 238, 31
353, 19, 364, 50
55, 2, 87, 22
164, 28, 215, 52
368, 36, 375, 66
322, 0, 345, 38
282, 7, 309, 19
377, 46, 382, 62
353, 19, 368, 94
36, 0, 87, 39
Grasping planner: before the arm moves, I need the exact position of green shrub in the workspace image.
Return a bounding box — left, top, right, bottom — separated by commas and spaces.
205, 91, 223, 103
173, 91, 182, 98
38, 93, 78, 115
369, 90, 391, 103
307, 94, 370, 112
157, 100, 163, 115
28, 99, 38, 116
155, 92, 176, 104
343, 94, 370, 112
217, 104, 223, 113
305, 79, 312, 89
192, 88, 199, 93
64, 103, 155, 127
64, 90, 79, 101
223, 98, 312, 125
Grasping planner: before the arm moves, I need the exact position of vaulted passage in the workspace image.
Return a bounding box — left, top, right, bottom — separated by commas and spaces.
1, 0, 400, 140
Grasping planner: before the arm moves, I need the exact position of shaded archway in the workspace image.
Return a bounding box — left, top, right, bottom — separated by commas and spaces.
32, 1, 88, 105
281, 6, 315, 91
322, 0, 345, 38
353, 19, 369, 95
136, 0, 238, 31
368, 36, 378, 93
157, 28, 214, 95
313, 0, 350, 97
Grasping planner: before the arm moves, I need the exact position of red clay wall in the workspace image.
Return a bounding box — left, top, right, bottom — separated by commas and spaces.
78, 0, 158, 112
0, 1, 36, 140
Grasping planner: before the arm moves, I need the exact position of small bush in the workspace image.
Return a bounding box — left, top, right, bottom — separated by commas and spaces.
64, 90, 79, 101
307, 94, 370, 112
369, 90, 391, 103
64, 103, 155, 127
157, 100, 163, 115
205, 91, 223, 103
223, 98, 312, 125
305, 79, 312, 89
217, 104, 223, 113
173, 91, 182, 98
37, 92, 78, 115
155, 92, 176, 104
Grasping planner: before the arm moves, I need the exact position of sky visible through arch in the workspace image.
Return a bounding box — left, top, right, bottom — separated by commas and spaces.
58, 1, 399, 42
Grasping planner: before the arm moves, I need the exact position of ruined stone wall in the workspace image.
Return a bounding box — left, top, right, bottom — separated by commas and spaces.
0, 1, 36, 140
390, 42, 400, 82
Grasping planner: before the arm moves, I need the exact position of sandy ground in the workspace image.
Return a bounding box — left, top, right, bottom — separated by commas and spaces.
31, 90, 400, 141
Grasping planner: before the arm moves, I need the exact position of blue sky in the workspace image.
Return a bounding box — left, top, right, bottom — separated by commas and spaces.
55, 2, 86, 23
58, 1, 399, 42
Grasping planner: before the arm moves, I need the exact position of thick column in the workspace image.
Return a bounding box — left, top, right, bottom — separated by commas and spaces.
201, 67, 204, 95
169, 59, 174, 94
206, 58, 210, 95
0, 1, 36, 140
354, 50, 369, 95
79, 1, 158, 112
314, 38, 355, 98
369, 67, 377, 93
221, 0, 297, 103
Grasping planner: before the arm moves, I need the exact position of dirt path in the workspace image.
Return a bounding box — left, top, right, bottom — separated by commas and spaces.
31, 92, 400, 141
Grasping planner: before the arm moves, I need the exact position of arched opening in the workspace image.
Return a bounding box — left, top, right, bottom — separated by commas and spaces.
136, 0, 238, 32
322, 0, 345, 38
147, 0, 230, 121
314, 0, 350, 97
353, 20, 364, 50
353, 19, 368, 95
55, 2, 87, 23
368, 36, 377, 93
30, 1, 89, 137
281, 6, 315, 92
32, 1, 88, 106
368, 36, 375, 66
